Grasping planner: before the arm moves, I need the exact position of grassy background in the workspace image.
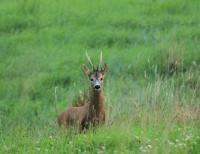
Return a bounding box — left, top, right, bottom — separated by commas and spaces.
0, 0, 200, 153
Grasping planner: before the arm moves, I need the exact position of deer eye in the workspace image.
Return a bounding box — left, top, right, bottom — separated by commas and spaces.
100, 78, 103, 81
90, 78, 93, 82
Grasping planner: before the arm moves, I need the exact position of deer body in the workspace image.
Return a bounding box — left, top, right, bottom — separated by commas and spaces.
58, 52, 108, 131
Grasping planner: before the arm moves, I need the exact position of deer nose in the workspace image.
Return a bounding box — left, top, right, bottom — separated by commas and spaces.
94, 85, 100, 90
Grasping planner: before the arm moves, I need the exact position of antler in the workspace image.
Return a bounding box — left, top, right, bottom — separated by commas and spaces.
98, 51, 102, 71
86, 52, 95, 70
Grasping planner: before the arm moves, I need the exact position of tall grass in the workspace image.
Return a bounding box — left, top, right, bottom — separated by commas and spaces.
0, 0, 200, 153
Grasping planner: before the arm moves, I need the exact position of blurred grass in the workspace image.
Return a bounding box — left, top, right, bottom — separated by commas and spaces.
0, 0, 200, 153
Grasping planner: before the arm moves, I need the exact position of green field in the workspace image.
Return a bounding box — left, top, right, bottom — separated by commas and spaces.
0, 0, 200, 153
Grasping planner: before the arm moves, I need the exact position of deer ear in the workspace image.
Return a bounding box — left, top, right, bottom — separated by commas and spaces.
82, 64, 90, 76
101, 63, 108, 74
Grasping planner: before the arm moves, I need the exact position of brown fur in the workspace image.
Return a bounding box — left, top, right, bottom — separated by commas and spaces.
58, 54, 108, 131
58, 88, 106, 130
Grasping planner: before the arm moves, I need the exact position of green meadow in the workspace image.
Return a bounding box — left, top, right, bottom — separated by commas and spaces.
0, 0, 200, 153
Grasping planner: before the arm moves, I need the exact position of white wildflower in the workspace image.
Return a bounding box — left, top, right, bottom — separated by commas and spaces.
101, 146, 105, 150
168, 142, 174, 146
139, 146, 144, 151
175, 139, 179, 142
147, 145, 153, 149
146, 139, 151, 143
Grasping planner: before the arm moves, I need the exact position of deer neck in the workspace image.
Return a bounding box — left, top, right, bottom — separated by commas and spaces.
89, 87, 105, 114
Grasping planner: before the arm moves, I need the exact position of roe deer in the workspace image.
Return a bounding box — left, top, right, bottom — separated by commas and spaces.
58, 52, 108, 131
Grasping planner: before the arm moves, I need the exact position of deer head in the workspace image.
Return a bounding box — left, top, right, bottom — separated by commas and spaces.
82, 52, 108, 91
